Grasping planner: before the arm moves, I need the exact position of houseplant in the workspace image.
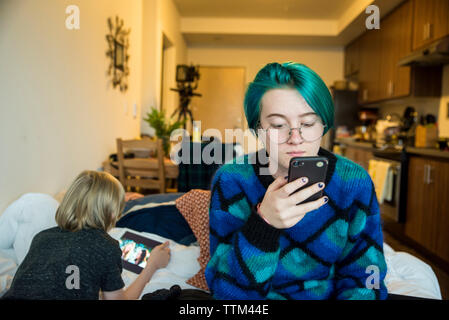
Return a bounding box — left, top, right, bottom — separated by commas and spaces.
143, 108, 185, 156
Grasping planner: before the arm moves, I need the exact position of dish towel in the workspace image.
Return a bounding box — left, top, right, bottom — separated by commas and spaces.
383, 167, 394, 202
368, 159, 393, 204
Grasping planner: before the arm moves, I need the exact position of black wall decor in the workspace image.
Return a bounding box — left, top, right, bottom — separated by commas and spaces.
106, 16, 130, 92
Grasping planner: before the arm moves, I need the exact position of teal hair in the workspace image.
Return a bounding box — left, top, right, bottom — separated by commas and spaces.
244, 62, 334, 135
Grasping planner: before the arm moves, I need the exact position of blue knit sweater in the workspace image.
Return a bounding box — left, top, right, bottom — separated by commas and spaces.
205, 147, 388, 300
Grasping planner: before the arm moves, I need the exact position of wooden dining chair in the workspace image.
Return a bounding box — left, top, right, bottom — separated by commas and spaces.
116, 138, 166, 194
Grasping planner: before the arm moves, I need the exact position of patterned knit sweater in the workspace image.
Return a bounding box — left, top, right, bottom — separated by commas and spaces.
205, 147, 388, 300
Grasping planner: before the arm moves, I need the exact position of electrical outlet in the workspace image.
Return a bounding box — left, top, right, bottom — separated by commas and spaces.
447, 102, 449, 119
133, 103, 137, 118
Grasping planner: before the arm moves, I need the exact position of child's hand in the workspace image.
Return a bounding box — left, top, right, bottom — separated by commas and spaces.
146, 241, 171, 270
124, 192, 144, 202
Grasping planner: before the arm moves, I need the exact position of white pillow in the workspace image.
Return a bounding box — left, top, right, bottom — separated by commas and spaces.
0, 193, 58, 264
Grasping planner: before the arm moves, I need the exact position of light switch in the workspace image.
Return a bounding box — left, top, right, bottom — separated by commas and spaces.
133, 103, 137, 118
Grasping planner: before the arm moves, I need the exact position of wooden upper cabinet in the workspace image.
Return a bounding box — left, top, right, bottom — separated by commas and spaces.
378, 8, 396, 100
379, 0, 413, 100
353, 0, 443, 105
412, 0, 449, 51
344, 39, 360, 78
358, 29, 382, 104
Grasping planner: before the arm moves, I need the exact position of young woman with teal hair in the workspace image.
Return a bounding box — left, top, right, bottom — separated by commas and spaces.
205, 62, 388, 300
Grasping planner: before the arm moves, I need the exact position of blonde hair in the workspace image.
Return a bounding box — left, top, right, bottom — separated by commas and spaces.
55, 170, 125, 232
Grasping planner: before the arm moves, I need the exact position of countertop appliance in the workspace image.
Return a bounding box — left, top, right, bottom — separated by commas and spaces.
397, 106, 418, 147
375, 113, 402, 148
355, 109, 378, 142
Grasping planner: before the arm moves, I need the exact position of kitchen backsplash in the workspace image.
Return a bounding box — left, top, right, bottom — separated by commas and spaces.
438, 65, 449, 138
362, 65, 449, 139
376, 97, 440, 120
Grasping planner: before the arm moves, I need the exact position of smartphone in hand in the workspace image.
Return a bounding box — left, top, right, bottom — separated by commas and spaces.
287, 156, 329, 203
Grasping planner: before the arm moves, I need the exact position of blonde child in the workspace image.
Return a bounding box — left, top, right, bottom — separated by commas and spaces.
3, 170, 170, 300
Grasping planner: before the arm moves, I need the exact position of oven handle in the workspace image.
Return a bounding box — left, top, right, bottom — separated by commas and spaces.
424, 164, 434, 184
428, 165, 434, 184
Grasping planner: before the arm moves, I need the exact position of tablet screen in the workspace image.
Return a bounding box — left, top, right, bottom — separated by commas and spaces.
119, 231, 162, 274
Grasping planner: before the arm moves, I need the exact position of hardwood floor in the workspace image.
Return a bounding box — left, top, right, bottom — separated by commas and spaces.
383, 230, 449, 300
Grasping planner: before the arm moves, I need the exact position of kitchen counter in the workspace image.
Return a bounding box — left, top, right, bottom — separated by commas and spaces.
335, 138, 449, 160
405, 147, 449, 160
334, 138, 375, 150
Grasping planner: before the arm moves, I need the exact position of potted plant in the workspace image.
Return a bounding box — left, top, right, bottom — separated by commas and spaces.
143, 108, 185, 156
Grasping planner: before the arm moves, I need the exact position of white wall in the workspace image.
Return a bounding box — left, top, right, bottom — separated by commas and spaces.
0, 0, 187, 214
0, 0, 143, 214
141, 0, 187, 135
438, 65, 449, 138
141, 0, 159, 135
187, 45, 343, 89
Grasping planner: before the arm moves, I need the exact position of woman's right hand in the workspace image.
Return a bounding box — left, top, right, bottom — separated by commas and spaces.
258, 176, 328, 229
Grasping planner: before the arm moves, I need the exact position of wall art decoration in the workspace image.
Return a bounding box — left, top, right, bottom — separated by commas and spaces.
106, 16, 130, 92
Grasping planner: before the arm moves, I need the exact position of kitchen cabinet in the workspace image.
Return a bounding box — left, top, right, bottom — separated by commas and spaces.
353, 0, 443, 105
405, 156, 449, 263
378, 0, 412, 100
343, 146, 373, 171
344, 146, 357, 163
358, 29, 382, 104
412, 0, 449, 51
344, 38, 360, 78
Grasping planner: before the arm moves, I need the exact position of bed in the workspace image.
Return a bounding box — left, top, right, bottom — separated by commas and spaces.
0, 192, 442, 300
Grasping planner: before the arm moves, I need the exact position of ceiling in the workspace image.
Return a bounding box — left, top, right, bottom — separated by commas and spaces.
173, 0, 406, 47
173, 0, 356, 20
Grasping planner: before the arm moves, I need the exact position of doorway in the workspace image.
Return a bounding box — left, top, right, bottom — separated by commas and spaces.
160, 33, 176, 117
190, 66, 248, 146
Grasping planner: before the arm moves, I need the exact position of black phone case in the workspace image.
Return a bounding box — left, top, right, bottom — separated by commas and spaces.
287, 156, 328, 203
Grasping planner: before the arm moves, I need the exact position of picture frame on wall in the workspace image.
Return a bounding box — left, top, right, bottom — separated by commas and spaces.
114, 40, 124, 71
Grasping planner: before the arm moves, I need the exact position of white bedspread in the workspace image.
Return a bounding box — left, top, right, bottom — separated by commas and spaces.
383, 242, 442, 299
0, 193, 442, 300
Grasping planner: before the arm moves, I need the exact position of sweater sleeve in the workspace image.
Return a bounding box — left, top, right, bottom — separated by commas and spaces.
334, 173, 388, 300
205, 168, 282, 300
